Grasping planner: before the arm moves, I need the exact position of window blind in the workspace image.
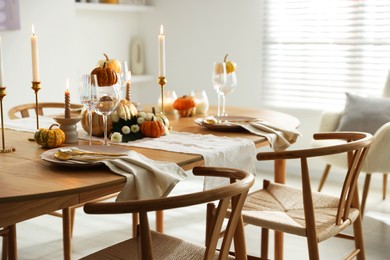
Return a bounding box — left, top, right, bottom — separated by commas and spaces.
262, 0, 390, 110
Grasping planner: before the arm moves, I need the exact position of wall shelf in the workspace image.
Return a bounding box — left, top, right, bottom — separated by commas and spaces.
75, 2, 153, 12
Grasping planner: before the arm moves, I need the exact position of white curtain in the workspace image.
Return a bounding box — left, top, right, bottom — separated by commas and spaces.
262, 0, 390, 110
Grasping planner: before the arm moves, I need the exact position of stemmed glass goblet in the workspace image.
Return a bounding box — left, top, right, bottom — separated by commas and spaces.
80, 74, 98, 145
94, 81, 121, 146
211, 62, 227, 117
220, 70, 237, 117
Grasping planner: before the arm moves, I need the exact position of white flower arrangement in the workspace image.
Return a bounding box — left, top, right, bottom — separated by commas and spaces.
110, 112, 169, 142
110, 132, 123, 143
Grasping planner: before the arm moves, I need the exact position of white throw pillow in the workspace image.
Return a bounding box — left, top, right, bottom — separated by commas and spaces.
336, 93, 390, 134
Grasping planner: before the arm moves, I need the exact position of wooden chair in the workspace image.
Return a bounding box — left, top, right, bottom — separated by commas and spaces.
8, 102, 88, 236
80, 166, 254, 260
8, 102, 83, 119
313, 73, 390, 214
313, 112, 390, 215
208, 132, 372, 260
7, 102, 117, 258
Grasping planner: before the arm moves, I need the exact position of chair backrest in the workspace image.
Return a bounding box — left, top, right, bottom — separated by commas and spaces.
8, 102, 83, 119
257, 132, 372, 226
83, 166, 254, 260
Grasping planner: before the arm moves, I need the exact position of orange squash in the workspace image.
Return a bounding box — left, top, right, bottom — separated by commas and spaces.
173, 95, 196, 117
140, 120, 165, 138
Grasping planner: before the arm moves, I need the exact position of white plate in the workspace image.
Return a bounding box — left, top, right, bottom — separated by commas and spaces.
41, 145, 130, 167
194, 116, 257, 132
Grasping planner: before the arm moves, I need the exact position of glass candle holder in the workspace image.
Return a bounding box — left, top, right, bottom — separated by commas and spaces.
191, 89, 209, 115
157, 90, 177, 114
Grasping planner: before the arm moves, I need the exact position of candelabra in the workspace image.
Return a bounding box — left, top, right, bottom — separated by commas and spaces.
0, 87, 16, 153
31, 81, 41, 129
157, 76, 167, 114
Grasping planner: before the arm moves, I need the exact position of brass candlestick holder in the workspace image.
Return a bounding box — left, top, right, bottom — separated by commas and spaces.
31, 81, 41, 129
158, 76, 167, 114
0, 87, 16, 153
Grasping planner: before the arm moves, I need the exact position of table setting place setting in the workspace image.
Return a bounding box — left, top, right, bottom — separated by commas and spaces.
1, 41, 300, 201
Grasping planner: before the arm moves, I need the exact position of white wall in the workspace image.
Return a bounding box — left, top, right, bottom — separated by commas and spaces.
0, 0, 139, 114
138, 0, 265, 107
1, 0, 328, 175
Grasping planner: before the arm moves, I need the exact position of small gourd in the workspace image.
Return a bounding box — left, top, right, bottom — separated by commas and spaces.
140, 119, 165, 138
173, 95, 196, 117
91, 60, 118, 86
34, 124, 65, 148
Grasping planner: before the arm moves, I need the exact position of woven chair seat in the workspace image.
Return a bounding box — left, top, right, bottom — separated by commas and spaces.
81, 229, 235, 260
241, 182, 359, 242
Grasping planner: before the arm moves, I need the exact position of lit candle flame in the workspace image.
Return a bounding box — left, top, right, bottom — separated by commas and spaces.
66, 78, 69, 91
160, 24, 164, 34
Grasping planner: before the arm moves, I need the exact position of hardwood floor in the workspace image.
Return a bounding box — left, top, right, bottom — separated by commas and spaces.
3, 168, 390, 259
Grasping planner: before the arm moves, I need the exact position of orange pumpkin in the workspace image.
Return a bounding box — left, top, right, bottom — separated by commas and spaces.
81, 110, 112, 137
173, 95, 196, 117
140, 120, 165, 138
91, 62, 118, 86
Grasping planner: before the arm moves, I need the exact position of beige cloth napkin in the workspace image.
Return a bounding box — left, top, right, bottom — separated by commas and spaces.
101, 150, 187, 201
79, 131, 256, 189
96, 131, 257, 189
237, 120, 301, 151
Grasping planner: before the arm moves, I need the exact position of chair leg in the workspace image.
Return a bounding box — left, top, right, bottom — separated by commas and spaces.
361, 174, 371, 216
353, 194, 366, 260
233, 216, 247, 260
205, 203, 216, 246
318, 164, 331, 192
260, 228, 269, 260
383, 173, 388, 200
306, 235, 320, 260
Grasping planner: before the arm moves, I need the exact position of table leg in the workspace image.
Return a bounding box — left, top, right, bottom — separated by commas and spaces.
8, 224, 17, 260
156, 210, 164, 232
274, 159, 286, 260
62, 208, 72, 260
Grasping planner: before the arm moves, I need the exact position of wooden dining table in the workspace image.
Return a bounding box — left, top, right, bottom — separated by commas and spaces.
0, 106, 299, 260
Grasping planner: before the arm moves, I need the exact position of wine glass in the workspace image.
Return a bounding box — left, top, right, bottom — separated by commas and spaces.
220, 71, 237, 117
80, 74, 98, 145
94, 82, 121, 146
211, 62, 227, 117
